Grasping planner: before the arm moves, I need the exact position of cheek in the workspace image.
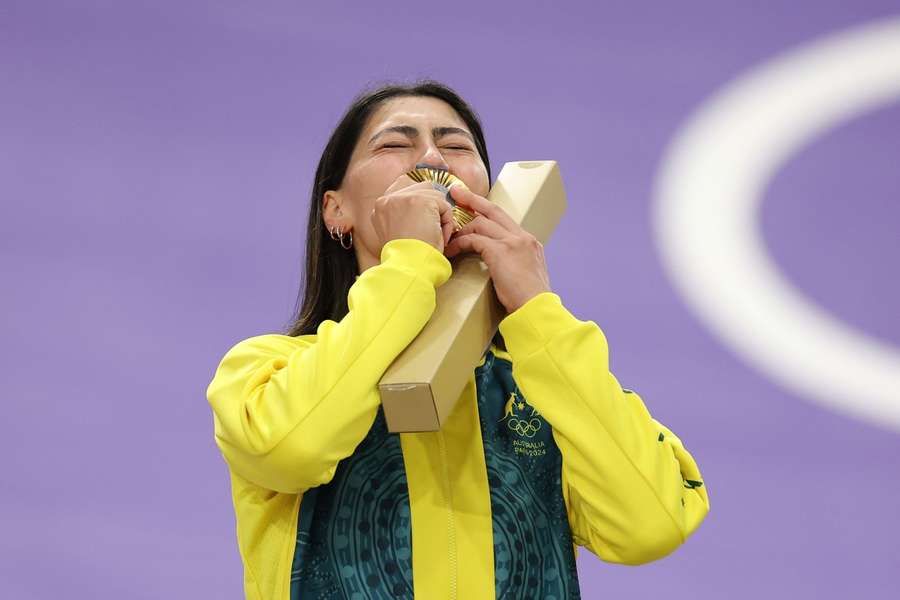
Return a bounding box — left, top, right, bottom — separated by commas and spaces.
454, 161, 490, 197
347, 155, 410, 199
354, 195, 378, 227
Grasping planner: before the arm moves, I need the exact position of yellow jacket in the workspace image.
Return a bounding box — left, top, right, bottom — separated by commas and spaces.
206, 238, 710, 600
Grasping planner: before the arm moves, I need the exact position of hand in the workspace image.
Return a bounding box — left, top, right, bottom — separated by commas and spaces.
445, 186, 552, 313
372, 175, 457, 252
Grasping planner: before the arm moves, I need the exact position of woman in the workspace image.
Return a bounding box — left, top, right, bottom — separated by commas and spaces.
206, 80, 710, 600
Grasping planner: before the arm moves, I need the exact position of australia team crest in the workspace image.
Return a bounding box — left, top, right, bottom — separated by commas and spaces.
499, 390, 543, 438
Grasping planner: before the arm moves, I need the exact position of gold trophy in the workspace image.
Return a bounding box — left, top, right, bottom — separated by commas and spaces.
405, 163, 476, 230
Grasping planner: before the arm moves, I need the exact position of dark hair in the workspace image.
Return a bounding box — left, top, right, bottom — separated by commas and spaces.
285, 80, 493, 337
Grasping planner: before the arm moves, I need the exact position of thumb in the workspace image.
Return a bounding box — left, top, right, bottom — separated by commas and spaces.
383, 173, 419, 196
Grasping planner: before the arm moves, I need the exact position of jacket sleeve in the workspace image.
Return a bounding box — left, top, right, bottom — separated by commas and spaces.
497, 292, 710, 565
205, 239, 452, 494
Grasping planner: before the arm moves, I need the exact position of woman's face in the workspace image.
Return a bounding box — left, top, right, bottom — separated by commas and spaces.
323, 95, 490, 272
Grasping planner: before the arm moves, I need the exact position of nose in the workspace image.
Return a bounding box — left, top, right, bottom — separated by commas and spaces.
417, 142, 450, 172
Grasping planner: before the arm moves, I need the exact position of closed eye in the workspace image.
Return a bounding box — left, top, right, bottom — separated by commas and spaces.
379, 143, 470, 151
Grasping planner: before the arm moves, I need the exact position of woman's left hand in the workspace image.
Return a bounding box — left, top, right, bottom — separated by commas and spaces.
445, 186, 552, 313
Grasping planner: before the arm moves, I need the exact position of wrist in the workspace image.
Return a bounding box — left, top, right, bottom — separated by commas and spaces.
506, 286, 552, 313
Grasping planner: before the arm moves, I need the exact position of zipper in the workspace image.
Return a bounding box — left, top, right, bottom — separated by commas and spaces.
436, 430, 458, 600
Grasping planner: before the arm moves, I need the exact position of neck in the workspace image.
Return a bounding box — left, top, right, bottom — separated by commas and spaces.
355, 247, 380, 274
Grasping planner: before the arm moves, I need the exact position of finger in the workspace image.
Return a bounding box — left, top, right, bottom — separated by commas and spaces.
453, 214, 508, 241
442, 219, 455, 247
428, 192, 452, 223
433, 196, 455, 246
449, 186, 518, 232
444, 232, 495, 259
434, 193, 454, 220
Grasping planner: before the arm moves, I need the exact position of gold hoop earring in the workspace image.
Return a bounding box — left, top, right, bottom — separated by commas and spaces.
329, 224, 339, 241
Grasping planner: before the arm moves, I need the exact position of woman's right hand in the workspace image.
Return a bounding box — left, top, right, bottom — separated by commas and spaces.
371, 175, 456, 253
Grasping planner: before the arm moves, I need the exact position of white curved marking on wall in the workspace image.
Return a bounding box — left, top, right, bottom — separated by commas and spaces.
653, 18, 900, 431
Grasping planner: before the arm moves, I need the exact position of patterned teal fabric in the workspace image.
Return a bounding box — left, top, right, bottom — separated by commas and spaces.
290, 408, 413, 600
475, 351, 580, 600
290, 350, 580, 599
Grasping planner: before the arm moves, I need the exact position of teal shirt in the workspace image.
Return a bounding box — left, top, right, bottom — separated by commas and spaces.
290, 349, 580, 599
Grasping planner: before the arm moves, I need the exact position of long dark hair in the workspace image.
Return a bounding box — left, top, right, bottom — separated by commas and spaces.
285, 80, 493, 337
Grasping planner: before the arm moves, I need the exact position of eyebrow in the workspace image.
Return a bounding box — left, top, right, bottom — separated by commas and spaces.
368, 125, 475, 146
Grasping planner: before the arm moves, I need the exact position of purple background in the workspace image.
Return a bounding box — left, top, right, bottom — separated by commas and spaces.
3, 1, 898, 598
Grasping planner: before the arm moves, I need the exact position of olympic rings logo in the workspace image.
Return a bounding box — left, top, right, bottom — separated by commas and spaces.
508, 417, 542, 438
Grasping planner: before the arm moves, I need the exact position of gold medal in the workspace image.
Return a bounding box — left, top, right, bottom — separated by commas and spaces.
405, 164, 475, 231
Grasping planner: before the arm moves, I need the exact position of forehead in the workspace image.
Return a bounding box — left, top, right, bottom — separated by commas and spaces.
364, 96, 468, 134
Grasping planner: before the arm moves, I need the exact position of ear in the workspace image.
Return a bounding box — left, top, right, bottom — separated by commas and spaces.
322, 190, 352, 232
